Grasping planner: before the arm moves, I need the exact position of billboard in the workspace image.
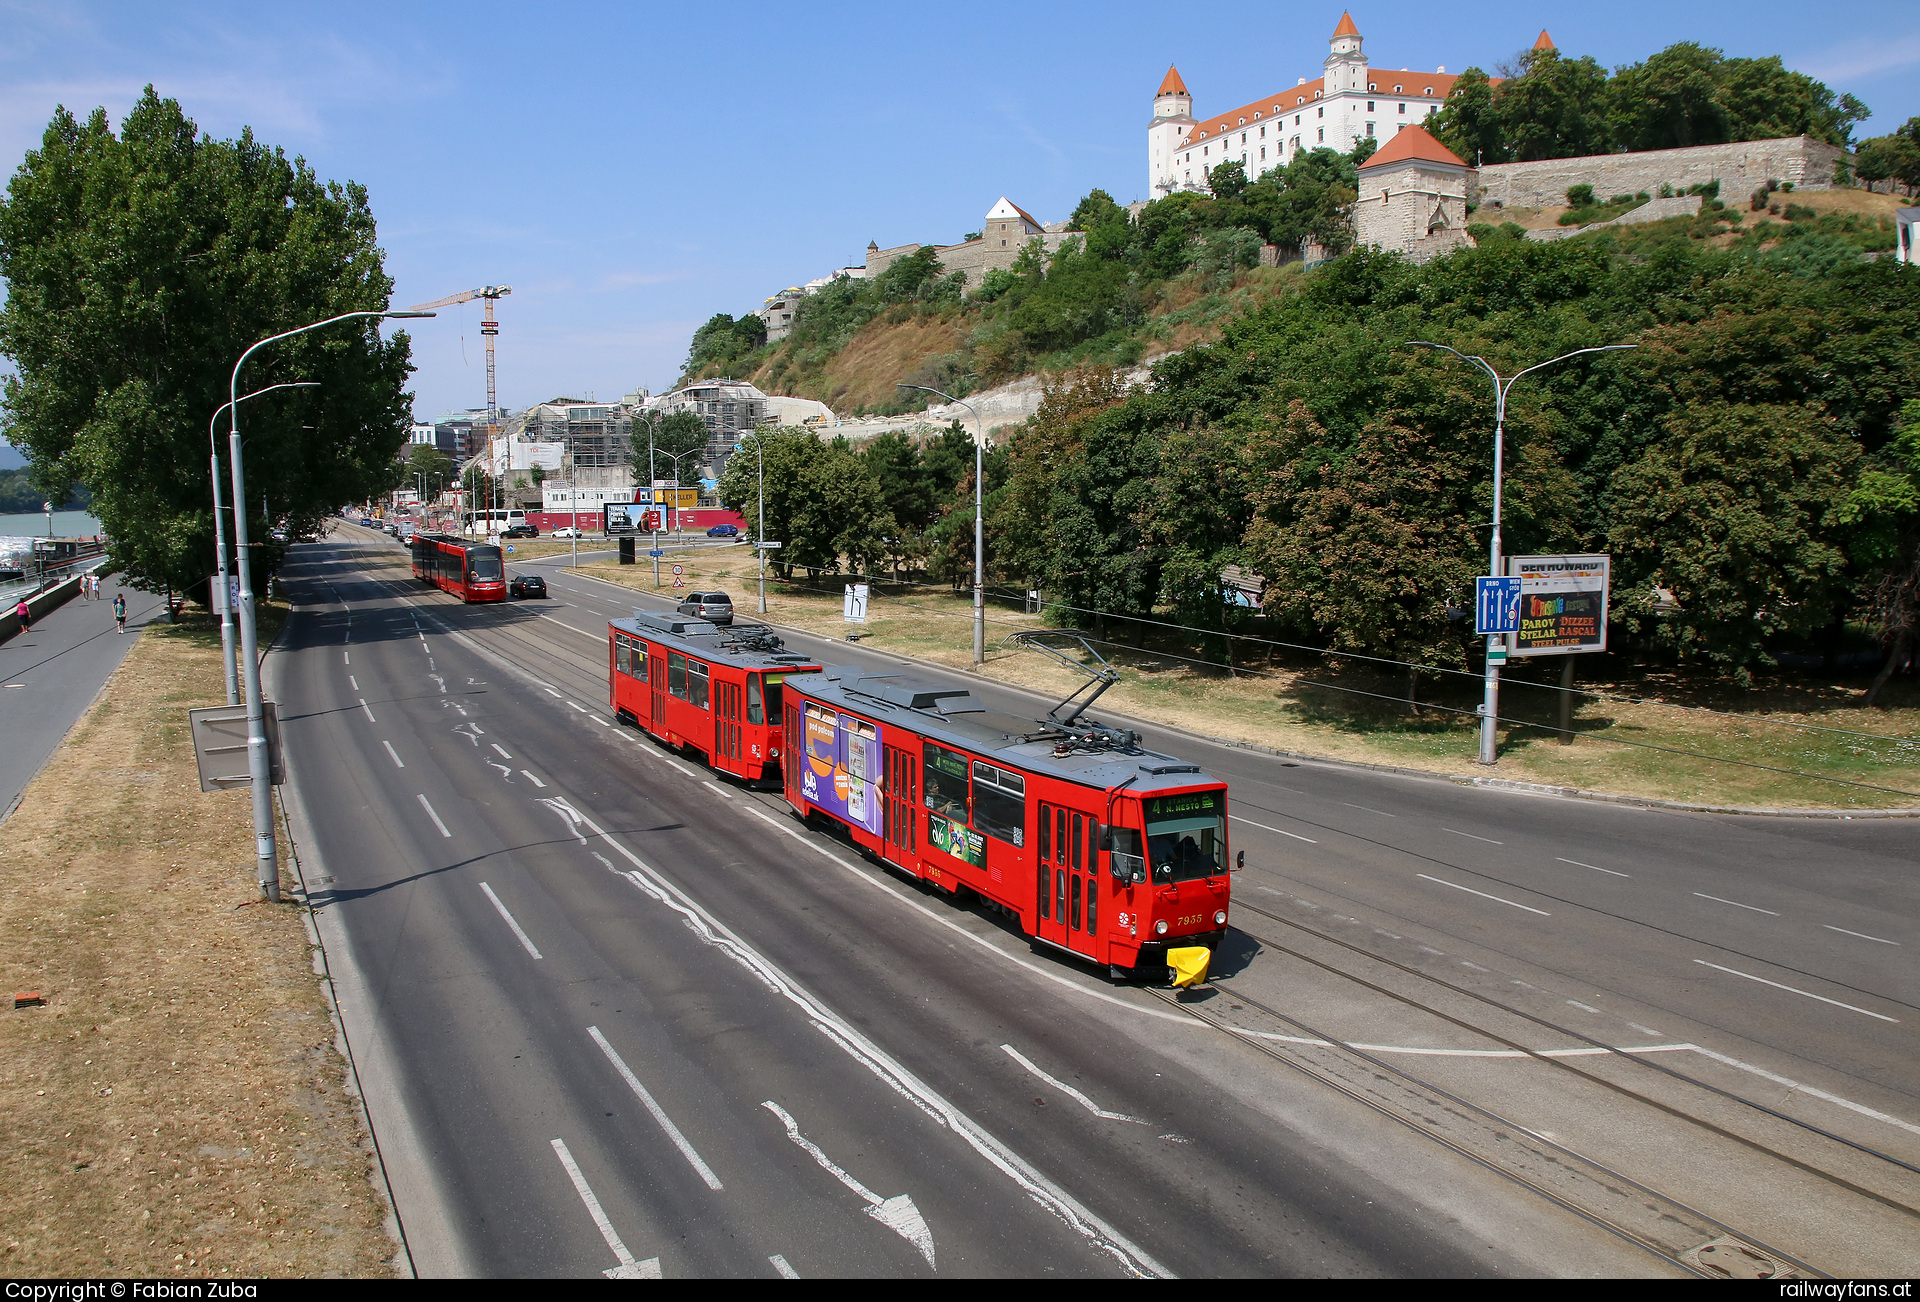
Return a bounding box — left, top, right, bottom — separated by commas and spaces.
798, 703, 883, 837
603, 502, 651, 535
1507, 554, 1610, 656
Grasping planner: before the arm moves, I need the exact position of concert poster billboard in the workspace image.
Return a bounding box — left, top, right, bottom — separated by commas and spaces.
1507, 554, 1610, 657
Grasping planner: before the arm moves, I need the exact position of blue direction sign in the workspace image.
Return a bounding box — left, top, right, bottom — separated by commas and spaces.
1474, 576, 1522, 635
647, 549, 665, 558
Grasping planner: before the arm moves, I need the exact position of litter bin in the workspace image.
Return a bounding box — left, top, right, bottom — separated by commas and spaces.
618, 537, 635, 565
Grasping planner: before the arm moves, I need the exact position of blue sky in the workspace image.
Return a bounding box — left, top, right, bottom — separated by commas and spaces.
0, 0, 1915, 452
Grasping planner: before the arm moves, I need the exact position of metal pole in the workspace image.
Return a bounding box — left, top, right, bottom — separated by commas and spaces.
229, 309, 432, 902
897, 384, 985, 665
1405, 341, 1635, 767
757, 432, 767, 615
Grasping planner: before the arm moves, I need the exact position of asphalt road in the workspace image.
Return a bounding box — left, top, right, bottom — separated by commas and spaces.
273, 530, 1675, 1278
0, 568, 160, 820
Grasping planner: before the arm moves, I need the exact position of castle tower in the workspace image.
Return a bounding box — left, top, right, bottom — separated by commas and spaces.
1354, 124, 1477, 261
1533, 30, 1556, 51
1324, 11, 1367, 94
1147, 65, 1197, 197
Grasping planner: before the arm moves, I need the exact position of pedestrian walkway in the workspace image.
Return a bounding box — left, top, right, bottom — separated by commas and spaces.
0, 569, 162, 821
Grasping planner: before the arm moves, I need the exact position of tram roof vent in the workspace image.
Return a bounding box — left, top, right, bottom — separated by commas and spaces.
1138, 760, 1201, 776
844, 674, 977, 711
630, 611, 705, 635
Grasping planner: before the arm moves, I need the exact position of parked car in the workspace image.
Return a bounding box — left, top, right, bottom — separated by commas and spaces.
551, 526, 583, 539
502, 523, 539, 538
675, 591, 734, 625
509, 573, 548, 600
705, 523, 739, 538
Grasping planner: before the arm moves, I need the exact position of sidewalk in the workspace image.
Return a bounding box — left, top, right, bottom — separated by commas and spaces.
0, 570, 164, 821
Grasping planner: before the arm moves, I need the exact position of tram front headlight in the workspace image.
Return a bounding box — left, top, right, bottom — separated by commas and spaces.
1154, 919, 1168, 936
1214, 910, 1227, 926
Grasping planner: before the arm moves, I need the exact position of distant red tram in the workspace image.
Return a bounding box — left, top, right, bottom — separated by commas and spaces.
780, 666, 1231, 977
608, 612, 821, 782
411, 534, 507, 603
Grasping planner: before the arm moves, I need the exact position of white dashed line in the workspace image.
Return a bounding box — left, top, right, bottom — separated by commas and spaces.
480, 882, 543, 959
522, 770, 547, 788
381, 740, 405, 768
1416, 873, 1549, 916
1442, 828, 1503, 845
1692, 960, 1898, 1023
492, 743, 512, 759
1341, 803, 1396, 817
588, 1026, 724, 1191
568, 701, 589, 714
1824, 925, 1900, 946
1557, 856, 1628, 877
550, 1138, 661, 1279
1229, 814, 1317, 844
416, 794, 452, 838
702, 781, 734, 800
349, 674, 358, 690
768, 1254, 799, 1279
359, 698, 376, 723
1693, 892, 1779, 916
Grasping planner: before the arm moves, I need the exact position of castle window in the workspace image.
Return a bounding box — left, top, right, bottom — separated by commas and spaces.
1424, 86, 1433, 95
1383, 190, 1390, 203
1253, 112, 1261, 119
1240, 132, 1246, 144
1260, 125, 1266, 137
1399, 103, 1407, 114
1261, 147, 1267, 160
1394, 84, 1403, 93
1237, 117, 1244, 124
1317, 106, 1324, 118
1317, 128, 1324, 143
1366, 122, 1374, 136
1296, 96, 1304, 105
1367, 100, 1374, 111
1313, 90, 1321, 99
1368, 83, 1376, 91
1294, 115, 1300, 125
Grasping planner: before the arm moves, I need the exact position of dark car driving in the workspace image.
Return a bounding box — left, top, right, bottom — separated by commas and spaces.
509, 573, 548, 599
502, 524, 539, 538
674, 591, 734, 624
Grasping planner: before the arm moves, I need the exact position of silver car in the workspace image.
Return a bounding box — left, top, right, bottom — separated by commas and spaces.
675, 591, 734, 625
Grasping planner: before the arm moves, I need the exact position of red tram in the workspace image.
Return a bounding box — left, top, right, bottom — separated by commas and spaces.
780, 667, 1231, 978
411, 535, 508, 603
608, 612, 820, 782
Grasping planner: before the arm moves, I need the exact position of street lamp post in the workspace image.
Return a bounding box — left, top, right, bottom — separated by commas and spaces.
899, 384, 986, 666
756, 430, 767, 615
209, 381, 319, 705
1406, 341, 1636, 765
230, 308, 433, 902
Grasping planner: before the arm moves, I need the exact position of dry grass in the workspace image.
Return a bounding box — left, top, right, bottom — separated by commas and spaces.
584, 552, 1920, 810
0, 611, 397, 1278
1778, 187, 1907, 217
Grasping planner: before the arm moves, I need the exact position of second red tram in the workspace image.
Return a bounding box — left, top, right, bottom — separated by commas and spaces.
780, 667, 1231, 977
411, 534, 508, 603
608, 612, 821, 783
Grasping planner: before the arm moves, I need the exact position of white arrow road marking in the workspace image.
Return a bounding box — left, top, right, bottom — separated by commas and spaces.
540, 796, 589, 844
429, 673, 446, 694
762, 1101, 934, 1270
487, 761, 513, 782
453, 724, 481, 746
587, 1027, 724, 1191
1001, 1046, 1148, 1124
549, 1138, 662, 1279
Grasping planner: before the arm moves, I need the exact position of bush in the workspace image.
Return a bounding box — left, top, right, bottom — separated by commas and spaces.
1566, 184, 1596, 208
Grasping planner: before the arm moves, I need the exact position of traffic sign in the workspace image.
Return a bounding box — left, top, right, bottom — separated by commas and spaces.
756, 540, 783, 550
671, 564, 683, 575
672, 578, 684, 589
1474, 576, 1521, 635
648, 549, 664, 558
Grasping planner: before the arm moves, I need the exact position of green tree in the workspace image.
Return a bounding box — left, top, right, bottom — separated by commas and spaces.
406, 443, 454, 499
0, 89, 413, 596
1836, 399, 1920, 703
1428, 67, 1506, 165
1206, 158, 1248, 199
1609, 42, 1731, 151
716, 428, 892, 578
1608, 404, 1859, 676
683, 312, 766, 380
1497, 48, 1616, 161
636, 409, 709, 483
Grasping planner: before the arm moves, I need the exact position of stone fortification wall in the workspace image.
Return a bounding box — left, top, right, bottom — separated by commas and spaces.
1477, 136, 1847, 209
866, 233, 1074, 289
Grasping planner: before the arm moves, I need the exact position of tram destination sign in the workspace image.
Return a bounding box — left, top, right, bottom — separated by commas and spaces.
1506, 554, 1610, 657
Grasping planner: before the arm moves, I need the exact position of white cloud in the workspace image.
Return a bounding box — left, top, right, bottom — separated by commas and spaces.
1801, 32, 1920, 86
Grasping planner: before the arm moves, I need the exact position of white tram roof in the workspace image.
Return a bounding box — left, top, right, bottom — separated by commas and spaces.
610, 611, 820, 672
789, 666, 1221, 795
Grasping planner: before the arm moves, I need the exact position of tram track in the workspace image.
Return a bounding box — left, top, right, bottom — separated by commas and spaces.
1143, 895, 1920, 1277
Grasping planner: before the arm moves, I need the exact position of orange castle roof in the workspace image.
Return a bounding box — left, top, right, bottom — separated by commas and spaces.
1357, 123, 1466, 170
1533, 29, 1555, 50
1331, 11, 1360, 38
1174, 71, 1470, 154
1157, 65, 1189, 96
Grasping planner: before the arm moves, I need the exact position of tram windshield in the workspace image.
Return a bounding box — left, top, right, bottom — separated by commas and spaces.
1141, 789, 1227, 883
466, 549, 503, 582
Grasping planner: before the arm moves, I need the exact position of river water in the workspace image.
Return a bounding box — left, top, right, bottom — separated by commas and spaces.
0, 510, 105, 538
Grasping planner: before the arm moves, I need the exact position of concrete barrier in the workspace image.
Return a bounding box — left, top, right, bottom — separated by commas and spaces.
1, 572, 88, 642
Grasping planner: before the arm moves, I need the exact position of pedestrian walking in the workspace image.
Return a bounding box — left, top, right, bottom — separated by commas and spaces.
14, 597, 30, 634
112, 593, 126, 633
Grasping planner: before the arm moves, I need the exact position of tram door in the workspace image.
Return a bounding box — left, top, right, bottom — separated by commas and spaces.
881, 744, 918, 870
1036, 801, 1099, 957
715, 679, 743, 767
647, 651, 667, 733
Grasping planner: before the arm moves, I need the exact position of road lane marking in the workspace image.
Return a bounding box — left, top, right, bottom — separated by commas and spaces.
349, 675, 358, 690
591, 716, 610, 726
549, 1137, 662, 1279
702, 781, 734, 800
539, 795, 588, 843
416, 794, 452, 838
1692, 960, 1898, 1022
1825, 925, 1900, 946
663, 757, 699, 779
543, 688, 563, 698
1416, 873, 1549, 916
343, 651, 349, 663
1002, 1045, 1147, 1124
479, 882, 543, 959
381, 740, 405, 769
1566, 1000, 1600, 1013
1229, 814, 1316, 844
769, 1254, 799, 1279
1693, 892, 1779, 916
522, 770, 547, 788
530, 611, 600, 640
762, 1101, 935, 1269
588, 1026, 724, 1191
359, 698, 376, 723
492, 743, 512, 759
1341, 803, 1396, 817
586, 806, 1171, 1276
1557, 857, 1628, 877
568, 701, 589, 713
1442, 828, 1503, 845
1683, 1042, 1920, 1135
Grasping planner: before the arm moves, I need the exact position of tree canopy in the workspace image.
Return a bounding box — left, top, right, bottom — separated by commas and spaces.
0, 89, 413, 594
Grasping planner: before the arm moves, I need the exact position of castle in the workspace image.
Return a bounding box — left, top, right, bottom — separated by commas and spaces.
1149, 12, 1500, 197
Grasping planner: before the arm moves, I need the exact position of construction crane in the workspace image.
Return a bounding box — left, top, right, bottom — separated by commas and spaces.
408, 285, 512, 443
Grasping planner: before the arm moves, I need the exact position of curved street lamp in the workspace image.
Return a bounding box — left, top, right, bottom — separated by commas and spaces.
208, 381, 319, 705
229, 308, 434, 902
1405, 340, 1636, 765
899, 384, 986, 666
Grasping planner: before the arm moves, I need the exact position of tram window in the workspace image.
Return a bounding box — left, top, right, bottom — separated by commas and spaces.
630, 640, 647, 681
1086, 877, 1096, 934
467, 550, 502, 582
1056, 808, 1066, 865
1143, 790, 1226, 882
1071, 813, 1084, 870
1038, 862, 1051, 920
746, 675, 762, 725
668, 652, 688, 700
1109, 826, 1146, 883
971, 762, 1025, 846
1037, 806, 1051, 861
763, 674, 785, 724
1070, 874, 1082, 931
689, 660, 710, 710
924, 743, 971, 823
